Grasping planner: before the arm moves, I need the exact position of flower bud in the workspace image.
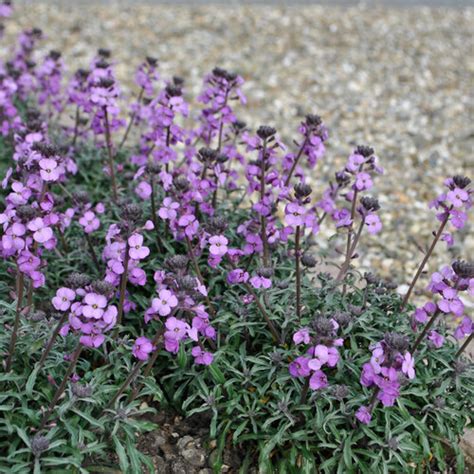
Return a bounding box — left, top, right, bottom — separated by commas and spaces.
165, 255, 189, 270
120, 203, 142, 224
31, 435, 49, 457
65, 272, 91, 289
301, 253, 317, 268
97, 48, 111, 58
452, 260, 474, 279
355, 145, 374, 157
174, 176, 190, 192
360, 196, 380, 212
29, 310, 46, 322
91, 280, 114, 296
256, 125, 277, 140
71, 383, 93, 398
16, 205, 37, 221
452, 175, 471, 189
384, 332, 409, 352
294, 183, 312, 199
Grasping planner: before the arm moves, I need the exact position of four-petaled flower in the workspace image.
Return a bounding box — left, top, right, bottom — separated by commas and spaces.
128, 234, 150, 260
52, 287, 75, 311
209, 235, 228, 257
152, 289, 178, 316
132, 336, 155, 360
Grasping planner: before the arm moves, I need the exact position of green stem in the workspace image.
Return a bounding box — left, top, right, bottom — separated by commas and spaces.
39, 344, 82, 430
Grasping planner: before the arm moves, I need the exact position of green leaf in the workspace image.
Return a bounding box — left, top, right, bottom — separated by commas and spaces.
25, 365, 40, 397
112, 435, 129, 473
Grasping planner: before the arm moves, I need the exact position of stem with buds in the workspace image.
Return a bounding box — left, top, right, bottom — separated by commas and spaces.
38, 311, 69, 369
39, 344, 82, 430
295, 225, 302, 321
401, 210, 451, 310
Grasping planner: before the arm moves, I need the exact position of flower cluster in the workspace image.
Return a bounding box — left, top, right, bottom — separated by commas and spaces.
429, 175, 472, 246
102, 204, 152, 291
412, 260, 474, 344
357, 333, 415, 424
53, 278, 117, 348
289, 316, 344, 391
141, 255, 215, 365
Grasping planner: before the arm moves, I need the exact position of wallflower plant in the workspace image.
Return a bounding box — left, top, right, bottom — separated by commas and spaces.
0, 6, 472, 473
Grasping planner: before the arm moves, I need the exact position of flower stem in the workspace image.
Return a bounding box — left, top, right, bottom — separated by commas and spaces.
103, 106, 118, 202
38, 312, 69, 369
39, 344, 82, 430
105, 330, 165, 410
185, 235, 215, 317
244, 280, 281, 343
284, 136, 308, 188
260, 139, 269, 266
84, 232, 101, 273
71, 105, 80, 147
119, 87, 144, 150
5, 270, 24, 372
299, 377, 310, 404
117, 241, 130, 326
401, 211, 451, 310
104, 360, 144, 412
295, 225, 302, 321
410, 309, 441, 354
455, 333, 473, 359
336, 217, 365, 282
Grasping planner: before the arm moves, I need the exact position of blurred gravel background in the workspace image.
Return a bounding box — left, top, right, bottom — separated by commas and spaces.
2, 1, 473, 292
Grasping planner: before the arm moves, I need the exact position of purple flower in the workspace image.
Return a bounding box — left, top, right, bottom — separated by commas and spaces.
135, 181, 152, 200
309, 370, 328, 390
438, 287, 464, 316
428, 331, 445, 348
158, 197, 179, 221
454, 316, 472, 340
52, 287, 76, 311
354, 172, 373, 191
151, 289, 178, 316
333, 208, 352, 228
39, 158, 60, 182
376, 367, 400, 407
249, 275, 272, 289
132, 336, 155, 361
346, 153, 365, 172
227, 268, 249, 285
285, 202, 306, 227
191, 346, 214, 365
360, 362, 376, 387
293, 328, 310, 345
401, 352, 415, 379
82, 293, 107, 319
128, 234, 150, 260
289, 356, 311, 378
80, 333, 105, 348
355, 406, 372, 425
28, 218, 53, 244
365, 214, 382, 234
79, 211, 100, 234
447, 187, 469, 208
209, 235, 228, 257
